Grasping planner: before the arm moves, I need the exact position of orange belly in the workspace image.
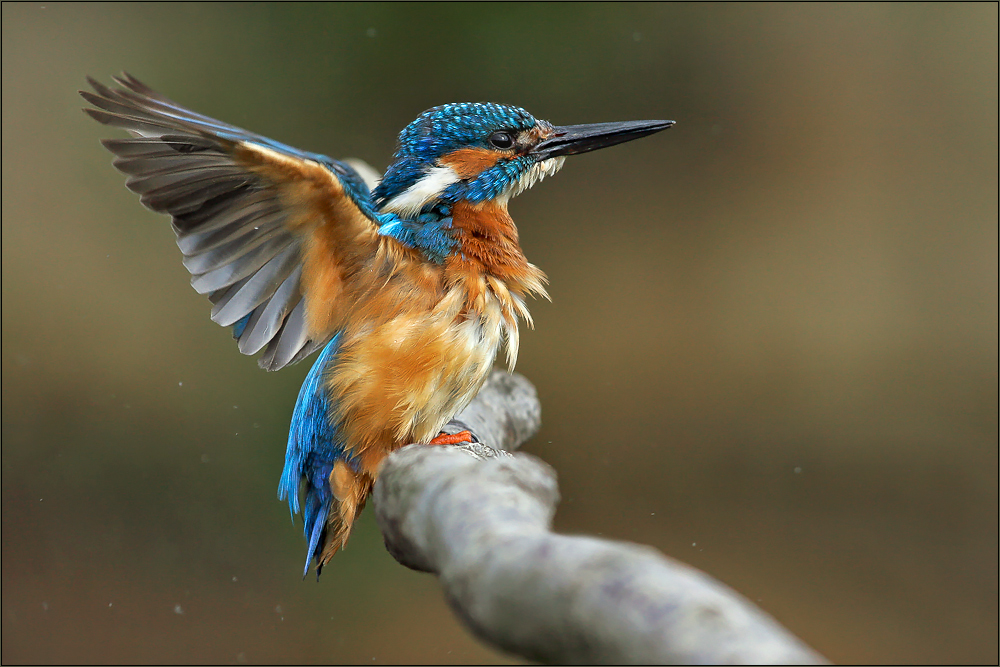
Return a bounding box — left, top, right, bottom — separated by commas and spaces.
324, 282, 506, 476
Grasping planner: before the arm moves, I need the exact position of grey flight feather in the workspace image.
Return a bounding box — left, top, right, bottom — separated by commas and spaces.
175, 205, 286, 256
232, 266, 303, 352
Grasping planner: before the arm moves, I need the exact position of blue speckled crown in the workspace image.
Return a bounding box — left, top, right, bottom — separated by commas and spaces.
395, 102, 538, 159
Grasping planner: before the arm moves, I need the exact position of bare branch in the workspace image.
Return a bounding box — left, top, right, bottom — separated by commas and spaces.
373, 371, 828, 665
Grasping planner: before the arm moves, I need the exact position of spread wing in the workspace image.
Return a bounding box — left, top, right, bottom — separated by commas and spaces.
82, 74, 385, 370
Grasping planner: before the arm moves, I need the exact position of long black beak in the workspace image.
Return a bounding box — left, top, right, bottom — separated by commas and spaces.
531, 119, 675, 160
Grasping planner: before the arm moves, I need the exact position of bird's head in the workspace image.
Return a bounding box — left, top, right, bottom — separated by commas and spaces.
372, 103, 673, 218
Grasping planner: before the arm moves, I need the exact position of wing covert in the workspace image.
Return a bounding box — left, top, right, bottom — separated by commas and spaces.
82, 74, 384, 370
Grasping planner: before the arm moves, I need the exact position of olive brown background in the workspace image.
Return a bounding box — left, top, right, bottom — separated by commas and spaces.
2, 3, 997, 664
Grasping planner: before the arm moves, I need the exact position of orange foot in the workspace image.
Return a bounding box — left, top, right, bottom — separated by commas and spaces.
428, 430, 475, 445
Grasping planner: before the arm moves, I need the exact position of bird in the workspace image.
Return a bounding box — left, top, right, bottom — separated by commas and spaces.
81, 73, 674, 577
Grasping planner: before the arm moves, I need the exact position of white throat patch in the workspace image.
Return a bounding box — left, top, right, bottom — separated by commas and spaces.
496, 157, 565, 206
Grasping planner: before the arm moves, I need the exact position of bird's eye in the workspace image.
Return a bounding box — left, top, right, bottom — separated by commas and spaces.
488, 131, 515, 150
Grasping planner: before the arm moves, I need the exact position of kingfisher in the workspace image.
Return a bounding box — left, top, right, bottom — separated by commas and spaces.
82, 74, 673, 576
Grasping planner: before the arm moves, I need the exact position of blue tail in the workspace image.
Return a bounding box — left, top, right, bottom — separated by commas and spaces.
277, 336, 351, 577
301, 462, 334, 578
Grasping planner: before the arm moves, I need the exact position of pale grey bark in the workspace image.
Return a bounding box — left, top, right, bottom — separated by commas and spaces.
372, 371, 828, 665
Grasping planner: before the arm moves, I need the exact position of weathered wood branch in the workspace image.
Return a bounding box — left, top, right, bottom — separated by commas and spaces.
372, 371, 828, 665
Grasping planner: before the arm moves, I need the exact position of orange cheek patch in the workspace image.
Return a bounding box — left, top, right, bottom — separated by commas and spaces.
440, 148, 504, 180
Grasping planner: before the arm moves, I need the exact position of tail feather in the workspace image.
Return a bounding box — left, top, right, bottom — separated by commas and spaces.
303, 496, 329, 578
318, 467, 374, 571
288, 457, 375, 578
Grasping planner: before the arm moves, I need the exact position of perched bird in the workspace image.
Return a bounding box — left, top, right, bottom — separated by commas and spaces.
82, 74, 673, 576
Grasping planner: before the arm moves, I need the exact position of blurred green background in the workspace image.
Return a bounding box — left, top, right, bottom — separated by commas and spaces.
2, 3, 997, 664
